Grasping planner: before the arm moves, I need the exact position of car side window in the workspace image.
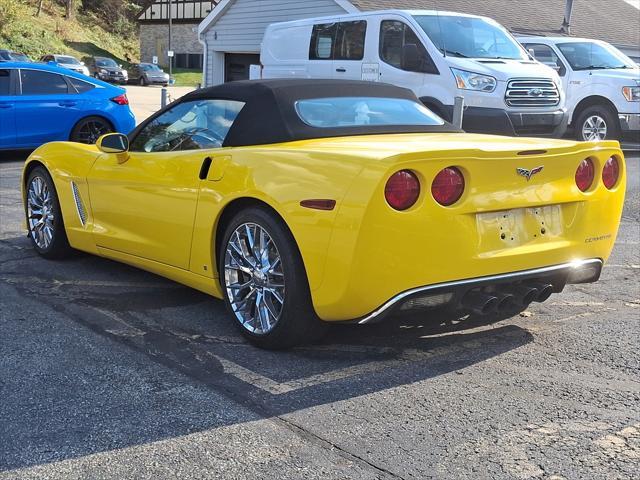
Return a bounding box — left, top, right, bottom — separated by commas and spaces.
20, 70, 69, 95
380, 20, 438, 74
523, 43, 566, 76
335, 21, 367, 60
309, 23, 337, 60
130, 99, 246, 153
0, 70, 10, 95
68, 77, 95, 93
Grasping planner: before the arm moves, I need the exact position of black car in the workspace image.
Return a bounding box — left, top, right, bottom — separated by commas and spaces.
0, 50, 31, 62
129, 63, 170, 86
86, 56, 128, 84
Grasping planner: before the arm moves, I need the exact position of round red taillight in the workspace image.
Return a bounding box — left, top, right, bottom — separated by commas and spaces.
431, 167, 465, 206
575, 158, 595, 192
385, 170, 420, 210
602, 156, 620, 189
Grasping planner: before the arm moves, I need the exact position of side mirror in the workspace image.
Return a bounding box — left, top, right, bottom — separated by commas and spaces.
119, 64, 123, 68
401, 43, 420, 72
97, 133, 129, 153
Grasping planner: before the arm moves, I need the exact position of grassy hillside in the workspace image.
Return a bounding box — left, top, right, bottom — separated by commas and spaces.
0, 0, 140, 64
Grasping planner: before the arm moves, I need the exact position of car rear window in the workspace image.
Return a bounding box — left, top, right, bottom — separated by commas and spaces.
0, 70, 10, 95
69, 77, 96, 93
295, 97, 444, 128
20, 70, 68, 95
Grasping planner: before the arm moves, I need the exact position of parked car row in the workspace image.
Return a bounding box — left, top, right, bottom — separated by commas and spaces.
0, 51, 170, 87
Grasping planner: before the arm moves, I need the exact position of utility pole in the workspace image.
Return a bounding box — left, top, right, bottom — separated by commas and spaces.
561, 0, 574, 34
168, 0, 173, 79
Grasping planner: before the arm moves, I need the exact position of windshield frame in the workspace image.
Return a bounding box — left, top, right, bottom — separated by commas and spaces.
412, 14, 529, 60
556, 41, 636, 71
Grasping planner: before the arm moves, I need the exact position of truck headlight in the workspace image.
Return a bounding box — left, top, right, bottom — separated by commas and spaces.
451, 68, 496, 93
622, 86, 640, 102
100, 69, 107, 74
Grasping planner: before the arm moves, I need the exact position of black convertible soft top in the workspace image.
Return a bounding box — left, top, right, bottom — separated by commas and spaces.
134, 79, 461, 147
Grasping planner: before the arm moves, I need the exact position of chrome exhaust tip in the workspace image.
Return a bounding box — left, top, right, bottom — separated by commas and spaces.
462, 291, 499, 316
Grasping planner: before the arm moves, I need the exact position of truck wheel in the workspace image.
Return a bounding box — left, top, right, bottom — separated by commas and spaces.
219, 207, 327, 349
575, 105, 620, 141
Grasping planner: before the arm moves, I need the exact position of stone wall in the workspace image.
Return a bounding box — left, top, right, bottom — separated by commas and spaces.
139, 23, 203, 67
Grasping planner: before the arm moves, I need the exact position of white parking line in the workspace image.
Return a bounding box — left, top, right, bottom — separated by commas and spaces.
0, 274, 181, 289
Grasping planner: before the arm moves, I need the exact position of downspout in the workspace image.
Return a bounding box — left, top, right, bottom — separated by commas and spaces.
198, 30, 207, 88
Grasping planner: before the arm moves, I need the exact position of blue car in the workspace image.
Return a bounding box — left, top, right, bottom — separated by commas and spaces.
0, 62, 136, 150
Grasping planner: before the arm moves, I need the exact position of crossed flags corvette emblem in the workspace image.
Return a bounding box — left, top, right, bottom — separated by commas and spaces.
516, 166, 544, 181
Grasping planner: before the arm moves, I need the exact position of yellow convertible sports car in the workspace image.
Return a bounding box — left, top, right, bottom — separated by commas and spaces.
22, 79, 626, 348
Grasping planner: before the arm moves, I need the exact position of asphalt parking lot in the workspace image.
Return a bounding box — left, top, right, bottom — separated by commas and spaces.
0, 151, 638, 479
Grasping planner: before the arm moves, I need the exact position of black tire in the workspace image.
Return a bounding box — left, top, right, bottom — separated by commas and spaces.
139, 76, 146, 86
218, 206, 327, 349
25, 166, 73, 259
69, 116, 113, 144
574, 104, 620, 141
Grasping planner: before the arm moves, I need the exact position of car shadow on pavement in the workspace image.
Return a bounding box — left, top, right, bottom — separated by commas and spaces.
0, 235, 533, 471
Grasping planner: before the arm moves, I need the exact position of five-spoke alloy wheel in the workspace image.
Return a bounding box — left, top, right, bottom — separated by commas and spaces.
219, 207, 327, 349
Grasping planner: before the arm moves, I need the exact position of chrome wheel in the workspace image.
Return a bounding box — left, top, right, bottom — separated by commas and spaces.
27, 176, 54, 250
582, 115, 607, 141
224, 223, 285, 335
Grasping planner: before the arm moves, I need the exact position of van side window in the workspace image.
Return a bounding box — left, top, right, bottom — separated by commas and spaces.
309, 23, 337, 60
380, 20, 438, 74
335, 21, 366, 60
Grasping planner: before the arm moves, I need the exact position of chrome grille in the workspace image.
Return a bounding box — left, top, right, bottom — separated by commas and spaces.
71, 181, 87, 226
505, 79, 560, 107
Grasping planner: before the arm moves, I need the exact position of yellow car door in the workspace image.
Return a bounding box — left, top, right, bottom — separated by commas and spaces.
88, 149, 204, 269
88, 97, 246, 269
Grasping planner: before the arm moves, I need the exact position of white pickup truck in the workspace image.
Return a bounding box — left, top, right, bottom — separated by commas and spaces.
518, 36, 640, 142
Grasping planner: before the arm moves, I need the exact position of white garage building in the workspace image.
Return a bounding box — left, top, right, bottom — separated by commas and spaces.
198, 0, 640, 87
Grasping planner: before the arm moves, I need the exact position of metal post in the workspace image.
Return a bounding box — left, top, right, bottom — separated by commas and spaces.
452, 96, 465, 130
561, 0, 574, 34
168, 0, 173, 78
161, 87, 168, 109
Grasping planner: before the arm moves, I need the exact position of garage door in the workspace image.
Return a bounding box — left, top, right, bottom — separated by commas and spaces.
224, 53, 260, 82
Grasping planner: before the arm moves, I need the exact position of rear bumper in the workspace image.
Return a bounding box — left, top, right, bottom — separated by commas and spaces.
462, 106, 567, 137
355, 259, 602, 324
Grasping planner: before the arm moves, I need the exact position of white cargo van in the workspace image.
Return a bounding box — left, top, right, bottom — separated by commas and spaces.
518, 36, 640, 142
261, 10, 567, 137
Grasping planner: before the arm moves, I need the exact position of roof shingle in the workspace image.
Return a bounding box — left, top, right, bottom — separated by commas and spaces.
348, 0, 639, 46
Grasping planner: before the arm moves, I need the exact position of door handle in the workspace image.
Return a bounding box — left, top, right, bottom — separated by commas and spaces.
0, 103, 12, 109
59, 101, 77, 107
335, 68, 346, 73
199, 157, 213, 180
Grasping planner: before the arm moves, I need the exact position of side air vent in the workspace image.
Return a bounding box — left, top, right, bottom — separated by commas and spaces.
505, 78, 560, 107
71, 181, 87, 226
